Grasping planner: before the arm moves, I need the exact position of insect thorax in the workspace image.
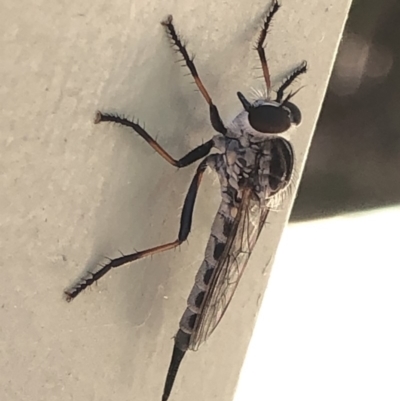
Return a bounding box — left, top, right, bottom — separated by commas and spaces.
212, 109, 294, 206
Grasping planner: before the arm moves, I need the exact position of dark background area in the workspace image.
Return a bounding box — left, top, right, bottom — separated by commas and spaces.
292, 0, 400, 221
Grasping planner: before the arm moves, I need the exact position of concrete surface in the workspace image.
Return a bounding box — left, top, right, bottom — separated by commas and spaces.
0, 1, 351, 401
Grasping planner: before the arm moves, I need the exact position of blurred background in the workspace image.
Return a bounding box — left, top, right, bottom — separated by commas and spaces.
292, 0, 400, 220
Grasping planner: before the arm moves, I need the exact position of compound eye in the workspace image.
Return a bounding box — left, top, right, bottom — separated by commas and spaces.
248, 105, 291, 134
284, 102, 302, 125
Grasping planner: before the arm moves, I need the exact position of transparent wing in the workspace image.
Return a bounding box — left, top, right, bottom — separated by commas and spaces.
189, 189, 271, 350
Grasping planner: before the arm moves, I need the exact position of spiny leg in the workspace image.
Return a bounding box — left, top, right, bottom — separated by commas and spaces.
65, 241, 180, 302
161, 15, 226, 135
64, 156, 214, 301
95, 111, 214, 168
276, 61, 307, 102
255, 0, 280, 94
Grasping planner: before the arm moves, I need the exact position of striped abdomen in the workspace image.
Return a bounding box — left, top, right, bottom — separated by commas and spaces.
175, 200, 235, 351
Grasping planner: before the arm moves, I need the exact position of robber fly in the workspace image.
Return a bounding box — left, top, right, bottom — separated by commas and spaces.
65, 1, 307, 400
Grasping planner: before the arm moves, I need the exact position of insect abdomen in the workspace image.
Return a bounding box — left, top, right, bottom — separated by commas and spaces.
176, 201, 234, 350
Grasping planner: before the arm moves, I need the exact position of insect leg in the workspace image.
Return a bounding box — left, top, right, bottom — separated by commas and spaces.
64, 156, 215, 301
255, 0, 280, 94
95, 111, 214, 168
161, 15, 227, 135
275, 61, 307, 102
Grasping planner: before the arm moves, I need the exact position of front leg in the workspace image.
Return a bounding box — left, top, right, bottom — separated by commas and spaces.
255, 0, 281, 94
275, 61, 307, 103
161, 15, 227, 135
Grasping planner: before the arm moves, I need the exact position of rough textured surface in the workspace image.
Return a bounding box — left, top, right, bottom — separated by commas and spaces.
0, 1, 351, 401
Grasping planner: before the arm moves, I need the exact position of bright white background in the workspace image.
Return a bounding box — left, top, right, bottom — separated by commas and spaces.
235, 206, 400, 401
